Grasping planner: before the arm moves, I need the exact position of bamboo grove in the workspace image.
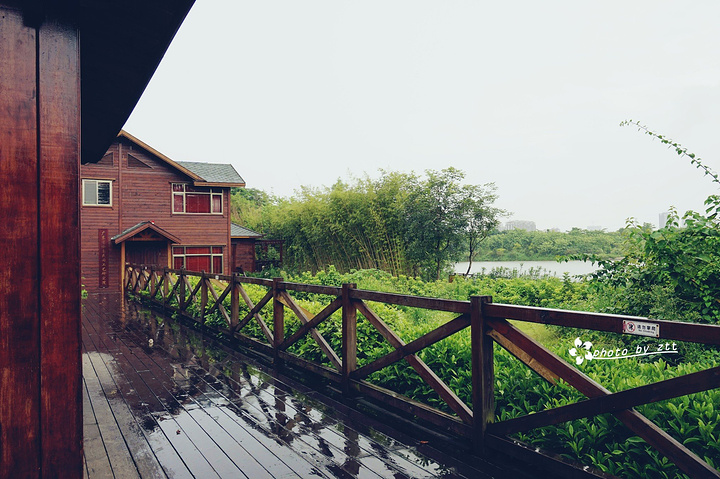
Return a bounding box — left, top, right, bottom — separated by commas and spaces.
231, 167, 504, 280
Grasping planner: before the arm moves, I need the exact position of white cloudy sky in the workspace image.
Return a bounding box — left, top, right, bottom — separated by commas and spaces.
123, 1, 720, 231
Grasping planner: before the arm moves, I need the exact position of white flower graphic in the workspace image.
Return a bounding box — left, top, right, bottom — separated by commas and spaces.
568, 337, 593, 365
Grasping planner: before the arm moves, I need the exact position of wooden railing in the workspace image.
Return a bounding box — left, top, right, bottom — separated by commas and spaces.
124, 264, 720, 478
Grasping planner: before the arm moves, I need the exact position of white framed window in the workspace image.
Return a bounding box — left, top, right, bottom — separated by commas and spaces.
82, 179, 112, 206
172, 183, 223, 214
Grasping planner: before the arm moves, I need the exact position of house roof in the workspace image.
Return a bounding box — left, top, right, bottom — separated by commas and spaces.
118, 130, 246, 187
112, 221, 181, 244
178, 162, 245, 187
231, 223, 264, 238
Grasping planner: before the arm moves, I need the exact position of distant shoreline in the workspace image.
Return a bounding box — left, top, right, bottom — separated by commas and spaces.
454, 260, 599, 277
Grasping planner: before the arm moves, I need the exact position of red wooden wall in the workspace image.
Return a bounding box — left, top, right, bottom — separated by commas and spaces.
0, 7, 82, 477
232, 240, 257, 273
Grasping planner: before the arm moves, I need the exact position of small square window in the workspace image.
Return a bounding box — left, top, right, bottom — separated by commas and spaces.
83, 179, 112, 206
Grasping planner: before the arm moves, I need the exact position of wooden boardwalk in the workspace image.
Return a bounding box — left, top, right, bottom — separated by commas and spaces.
81, 293, 490, 478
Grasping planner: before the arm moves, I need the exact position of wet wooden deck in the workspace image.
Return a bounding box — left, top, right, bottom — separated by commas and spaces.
81, 293, 489, 478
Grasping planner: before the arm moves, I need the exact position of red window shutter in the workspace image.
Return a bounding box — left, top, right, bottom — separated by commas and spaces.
173, 194, 184, 213
187, 255, 211, 272
186, 193, 210, 213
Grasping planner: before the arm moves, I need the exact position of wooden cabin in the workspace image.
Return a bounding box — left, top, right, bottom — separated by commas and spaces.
231, 223, 264, 273
0, 2, 194, 477
81, 131, 245, 292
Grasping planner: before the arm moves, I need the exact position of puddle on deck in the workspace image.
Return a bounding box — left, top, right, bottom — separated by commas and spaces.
83, 294, 473, 478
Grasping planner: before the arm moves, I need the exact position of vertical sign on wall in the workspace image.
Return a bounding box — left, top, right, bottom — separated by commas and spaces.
99, 229, 109, 288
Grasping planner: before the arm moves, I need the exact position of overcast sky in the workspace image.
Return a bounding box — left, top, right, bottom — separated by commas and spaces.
123, 1, 720, 231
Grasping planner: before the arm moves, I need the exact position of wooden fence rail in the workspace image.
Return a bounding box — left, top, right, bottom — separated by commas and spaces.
124, 264, 720, 478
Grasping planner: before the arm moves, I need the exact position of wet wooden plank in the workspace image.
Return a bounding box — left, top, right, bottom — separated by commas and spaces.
101, 314, 244, 478
113, 315, 308, 478
82, 294, 479, 479
82, 305, 193, 478
83, 354, 141, 479
85, 349, 168, 479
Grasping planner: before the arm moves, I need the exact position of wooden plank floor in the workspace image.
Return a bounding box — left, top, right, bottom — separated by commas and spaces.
82, 293, 491, 478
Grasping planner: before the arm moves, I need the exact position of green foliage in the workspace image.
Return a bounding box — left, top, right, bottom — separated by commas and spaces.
230, 168, 504, 280
403, 167, 505, 280
583, 123, 720, 324
473, 227, 625, 261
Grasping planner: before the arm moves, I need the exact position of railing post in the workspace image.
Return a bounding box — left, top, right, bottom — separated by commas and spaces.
178, 267, 186, 310
231, 274, 240, 331
200, 273, 208, 323
162, 267, 169, 303
341, 283, 357, 395
273, 277, 284, 367
471, 295, 494, 455
150, 267, 157, 298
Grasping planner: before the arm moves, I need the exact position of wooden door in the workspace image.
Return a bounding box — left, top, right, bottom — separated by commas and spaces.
125, 241, 167, 267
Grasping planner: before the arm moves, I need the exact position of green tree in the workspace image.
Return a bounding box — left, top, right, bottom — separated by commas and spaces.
404, 168, 503, 280
463, 183, 505, 275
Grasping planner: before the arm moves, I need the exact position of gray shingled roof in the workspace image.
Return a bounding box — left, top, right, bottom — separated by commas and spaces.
176, 161, 245, 185
231, 223, 263, 238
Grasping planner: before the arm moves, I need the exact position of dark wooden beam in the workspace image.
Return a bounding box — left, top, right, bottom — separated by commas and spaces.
485, 303, 720, 345
38, 17, 82, 477
0, 8, 41, 476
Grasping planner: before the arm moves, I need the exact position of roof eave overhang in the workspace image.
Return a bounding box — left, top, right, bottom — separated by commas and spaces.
194, 181, 246, 188
112, 222, 181, 244
118, 130, 204, 181
78, 1, 196, 164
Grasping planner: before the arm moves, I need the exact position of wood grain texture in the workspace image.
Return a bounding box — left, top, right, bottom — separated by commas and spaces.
38, 17, 82, 478
0, 8, 41, 477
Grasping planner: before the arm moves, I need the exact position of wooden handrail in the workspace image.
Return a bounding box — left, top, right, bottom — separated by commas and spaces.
123, 264, 720, 478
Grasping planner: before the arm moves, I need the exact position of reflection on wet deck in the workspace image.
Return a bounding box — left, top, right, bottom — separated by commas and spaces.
82, 293, 479, 478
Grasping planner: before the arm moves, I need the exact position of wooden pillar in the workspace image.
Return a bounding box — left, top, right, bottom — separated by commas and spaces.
272, 277, 284, 366
341, 283, 357, 395
0, 7, 82, 477
471, 295, 494, 455
120, 241, 126, 291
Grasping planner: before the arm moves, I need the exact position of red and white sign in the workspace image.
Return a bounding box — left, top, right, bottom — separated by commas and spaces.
623, 320, 659, 338
99, 228, 109, 288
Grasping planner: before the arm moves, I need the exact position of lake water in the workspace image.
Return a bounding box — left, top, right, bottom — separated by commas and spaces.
454, 260, 599, 277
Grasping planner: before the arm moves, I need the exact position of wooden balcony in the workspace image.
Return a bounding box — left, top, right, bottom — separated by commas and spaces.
82, 293, 497, 478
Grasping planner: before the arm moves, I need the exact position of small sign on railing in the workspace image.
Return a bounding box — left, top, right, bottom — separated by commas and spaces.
623, 319, 659, 337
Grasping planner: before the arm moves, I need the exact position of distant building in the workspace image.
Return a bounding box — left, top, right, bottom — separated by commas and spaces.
586, 225, 604, 231
503, 220, 537, 232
